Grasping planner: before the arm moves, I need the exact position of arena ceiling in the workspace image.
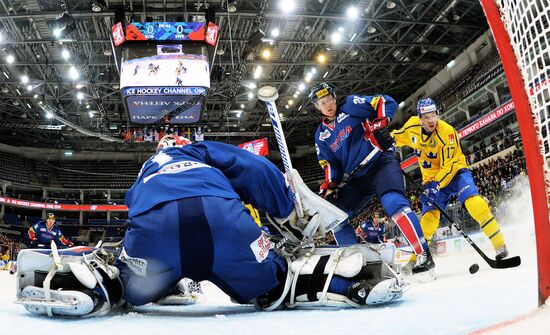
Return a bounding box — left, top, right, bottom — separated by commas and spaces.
0, 0, 488, 152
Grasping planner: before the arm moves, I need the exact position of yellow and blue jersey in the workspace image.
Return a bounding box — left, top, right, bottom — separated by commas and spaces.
391, 116, 468, 188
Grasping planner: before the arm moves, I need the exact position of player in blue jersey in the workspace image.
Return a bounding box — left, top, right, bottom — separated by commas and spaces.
356, 212, 385, 244
27, 213, 73, 248
15, 135, 406, 317
309, 83, 432, 272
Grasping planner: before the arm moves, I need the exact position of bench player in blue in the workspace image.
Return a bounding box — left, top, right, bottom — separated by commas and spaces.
15, 135, 405, 317
309, 83, 431, 271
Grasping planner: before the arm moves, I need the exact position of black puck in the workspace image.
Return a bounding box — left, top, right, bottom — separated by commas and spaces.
469, 263, 480, 274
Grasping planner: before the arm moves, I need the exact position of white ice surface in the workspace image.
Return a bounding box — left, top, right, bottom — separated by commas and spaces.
1, 177, 548, 335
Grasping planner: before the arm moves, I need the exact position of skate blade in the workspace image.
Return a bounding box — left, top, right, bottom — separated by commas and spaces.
17, 286, 94, 317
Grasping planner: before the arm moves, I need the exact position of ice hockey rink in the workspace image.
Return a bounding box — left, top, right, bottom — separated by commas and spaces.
0, 177, 548, 335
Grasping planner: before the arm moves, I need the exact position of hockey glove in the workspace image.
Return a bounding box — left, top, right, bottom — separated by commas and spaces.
421, 181, 440, 206
364, 117, 394, 152
319, 181, 338, 199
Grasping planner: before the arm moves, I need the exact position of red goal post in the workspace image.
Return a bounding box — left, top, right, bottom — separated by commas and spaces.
480, 0, 550, 305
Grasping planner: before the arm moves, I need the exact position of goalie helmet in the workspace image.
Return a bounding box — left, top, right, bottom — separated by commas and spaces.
157, 134, 191, 151
308, 82, 336, 104
416, 98, 438, 117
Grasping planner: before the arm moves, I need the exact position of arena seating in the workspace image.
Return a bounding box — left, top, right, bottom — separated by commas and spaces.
0, 152, 31, 184
56, 160, 141, 189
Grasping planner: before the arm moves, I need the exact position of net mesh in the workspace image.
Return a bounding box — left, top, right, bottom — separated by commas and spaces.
496, 0, 550, 161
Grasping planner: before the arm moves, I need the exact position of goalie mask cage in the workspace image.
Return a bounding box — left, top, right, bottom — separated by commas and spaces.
480, 0, 550, 305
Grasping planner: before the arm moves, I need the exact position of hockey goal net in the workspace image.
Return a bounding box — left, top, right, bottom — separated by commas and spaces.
480, 0, 550, 305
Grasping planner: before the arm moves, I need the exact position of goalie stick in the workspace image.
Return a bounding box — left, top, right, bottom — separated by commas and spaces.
258, 86, 305, 218
402, 172, 521, 269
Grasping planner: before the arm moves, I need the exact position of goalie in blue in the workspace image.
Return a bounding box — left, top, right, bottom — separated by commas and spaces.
15, 135, 405, 318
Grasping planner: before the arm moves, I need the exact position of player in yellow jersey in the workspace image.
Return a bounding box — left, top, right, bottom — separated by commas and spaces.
391, 98, 508, 273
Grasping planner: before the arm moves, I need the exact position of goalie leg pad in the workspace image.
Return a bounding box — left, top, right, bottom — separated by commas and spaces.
15, 246, 123, 318
260, 243, 405, 310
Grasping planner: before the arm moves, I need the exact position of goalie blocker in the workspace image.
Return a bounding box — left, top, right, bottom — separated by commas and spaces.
15, 242, 404, 317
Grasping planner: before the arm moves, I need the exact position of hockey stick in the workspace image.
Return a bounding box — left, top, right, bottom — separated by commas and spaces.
402, 172, 521, 269
258, 86, 304, 218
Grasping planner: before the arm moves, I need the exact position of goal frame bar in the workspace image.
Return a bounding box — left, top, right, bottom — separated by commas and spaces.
480, 0, 550, 305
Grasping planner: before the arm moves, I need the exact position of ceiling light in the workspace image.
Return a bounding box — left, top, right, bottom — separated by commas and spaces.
227, 0, 237, 13
76, 91, 84, 100
69, 66, 79, 80
6, 54, 14, 64
347, 6, 359, 20
61, 48, 70, 60
271, 28, 280, 38
447, 59, 456, 69
53, 28, 63, 38
86, 104, 90, 109
216, 49, 225, 56
350, 49, 358, 56
279, 0, 296, 14
293, 93, 298, 98
261, 48, 271, 59
33, 94, 38, 99
368, 26, 377, 33
386, 1, 396, 9
46, 112, 53, 119
26, 84, 32, 91
310, 68, 317, 74
323, 71, 329, 79
91, 0, 105, 13
298, 83, 306, 91
21, 75, 29, 84
248, 92, 254, 99
288, 99, 294, 106
88, 111, 94, 117
350, 32, 357, 42
285, 105, 289, 109
240, 104, 245, 109
247, 82, 257, 89
3, 71, 9, 79
253, 65, 263, 79
317, 53, 327, 64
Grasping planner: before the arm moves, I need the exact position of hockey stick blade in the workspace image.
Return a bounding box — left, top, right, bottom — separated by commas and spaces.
460, 227, 521, 268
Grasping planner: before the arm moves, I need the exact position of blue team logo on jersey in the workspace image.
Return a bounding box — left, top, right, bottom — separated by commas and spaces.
426, 151, 438, 159
414, 149, 422, 157
411, 136, 417, 145
422, 160, 432, 169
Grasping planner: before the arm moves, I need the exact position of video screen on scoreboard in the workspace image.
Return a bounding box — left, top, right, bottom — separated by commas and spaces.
120, 42, 210, 88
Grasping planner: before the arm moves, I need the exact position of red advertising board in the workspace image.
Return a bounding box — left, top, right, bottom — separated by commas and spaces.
238, 138, 269, 156
0, 196, 128, 212
457, 100, 515, 139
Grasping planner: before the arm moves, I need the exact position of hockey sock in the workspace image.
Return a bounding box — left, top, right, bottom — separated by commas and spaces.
391, 207, 428, 255
420, 210, 441, 244
464, 196, 506, 249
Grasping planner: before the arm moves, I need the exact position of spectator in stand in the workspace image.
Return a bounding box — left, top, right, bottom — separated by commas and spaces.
28, 213, 73, 248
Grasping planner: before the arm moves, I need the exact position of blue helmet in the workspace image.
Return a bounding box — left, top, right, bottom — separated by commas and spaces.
308, 82, 336, 104
417, 98, 438, 117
